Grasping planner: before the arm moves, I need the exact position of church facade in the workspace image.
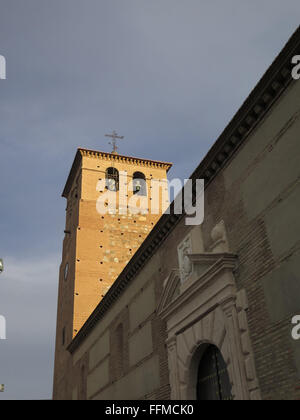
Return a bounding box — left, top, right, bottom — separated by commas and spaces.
53, 27, 300, 400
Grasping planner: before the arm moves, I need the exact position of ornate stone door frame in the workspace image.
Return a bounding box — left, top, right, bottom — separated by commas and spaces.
158, 252, 261, 400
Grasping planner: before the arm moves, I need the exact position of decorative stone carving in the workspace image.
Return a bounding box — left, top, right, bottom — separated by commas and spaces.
177, 235, 193, 283
210, 220, 230, 253
159, 236, 261, 400
157, 270, 181, 315
177, 226, 205, 284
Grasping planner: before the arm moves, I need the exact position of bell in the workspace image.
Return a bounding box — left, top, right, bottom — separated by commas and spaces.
135, 181, 141, 193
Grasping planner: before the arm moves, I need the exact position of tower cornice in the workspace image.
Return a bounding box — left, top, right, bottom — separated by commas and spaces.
62, 148, 172, 198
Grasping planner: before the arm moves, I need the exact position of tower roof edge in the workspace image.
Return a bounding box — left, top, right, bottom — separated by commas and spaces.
62, 147, 173, 198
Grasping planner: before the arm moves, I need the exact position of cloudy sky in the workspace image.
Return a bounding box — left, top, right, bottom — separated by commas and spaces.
0, 0, 299, 400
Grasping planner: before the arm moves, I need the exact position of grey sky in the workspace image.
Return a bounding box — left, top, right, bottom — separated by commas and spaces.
0, 0, 299, 399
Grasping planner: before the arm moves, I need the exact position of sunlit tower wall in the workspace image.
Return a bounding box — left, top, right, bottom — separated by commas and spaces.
53, 148, 172, 397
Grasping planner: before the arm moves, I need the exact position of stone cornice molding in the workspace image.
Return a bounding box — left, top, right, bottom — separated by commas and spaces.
158, 253, 238, 321
68, 26, 300, 354
187, 252, 237, 266
80, 148, 172, 171
157, 270, 181, 315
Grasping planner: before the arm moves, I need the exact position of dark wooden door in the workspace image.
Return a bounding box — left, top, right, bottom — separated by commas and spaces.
197, 345, 233, 400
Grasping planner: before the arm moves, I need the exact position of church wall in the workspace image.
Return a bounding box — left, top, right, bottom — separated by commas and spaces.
71, 250, 171, 400
68, 77, 300, 400
162, 77, 300, 400
73, 252, 161, 364
204, 79, 300, 399
92, 356, 161, 400
89, 329, 110, 371
129, 321, 153, 366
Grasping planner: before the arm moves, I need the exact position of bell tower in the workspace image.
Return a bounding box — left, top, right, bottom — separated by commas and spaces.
53, 147, 172, 398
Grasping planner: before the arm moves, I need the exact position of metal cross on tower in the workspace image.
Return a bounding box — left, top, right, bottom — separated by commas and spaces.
105, 130, 124, 154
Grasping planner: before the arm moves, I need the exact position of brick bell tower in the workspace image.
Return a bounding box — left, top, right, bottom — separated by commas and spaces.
53, 146, 172, 398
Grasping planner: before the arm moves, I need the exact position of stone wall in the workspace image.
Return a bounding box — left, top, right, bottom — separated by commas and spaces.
71, 77, 300, 400
71, 251, 170, 400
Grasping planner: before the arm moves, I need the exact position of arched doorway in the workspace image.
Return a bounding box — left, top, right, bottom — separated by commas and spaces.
197, 344, 232, 400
